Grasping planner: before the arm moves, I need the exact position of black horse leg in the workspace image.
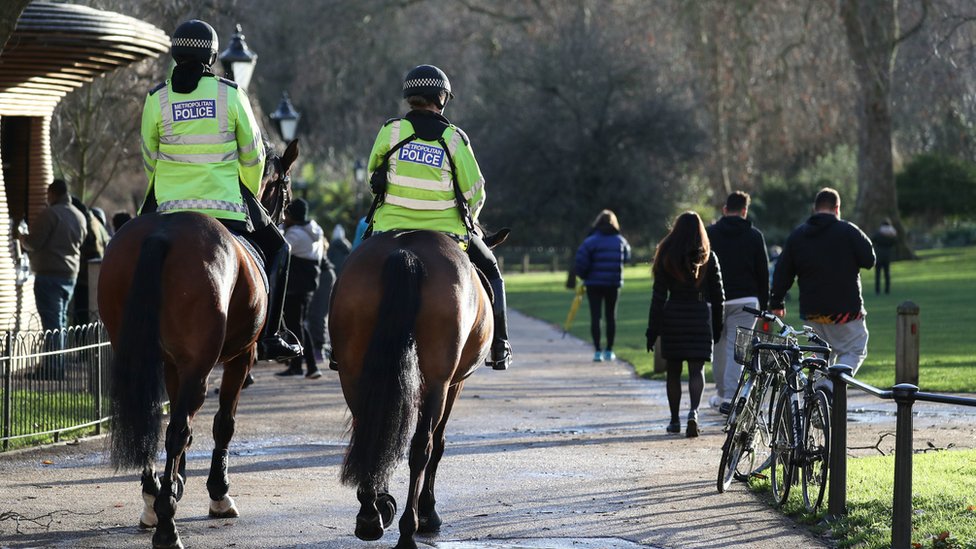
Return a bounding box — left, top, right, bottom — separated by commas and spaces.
207, 351, 250, 518
152, 415, 191, 549
152, 378, 206, 549
354, 485, 383, 541
139, 464, 161, 529
418, 382, 462, 534
396, 386, 445, 549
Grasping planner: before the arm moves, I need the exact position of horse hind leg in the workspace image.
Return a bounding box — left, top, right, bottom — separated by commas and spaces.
354, 485, 384, 541
152, 377, 207, 549
396, 386, 448, 549
207, 350, 252, 519
418, 382, 463, 535
139, 465, 161, 529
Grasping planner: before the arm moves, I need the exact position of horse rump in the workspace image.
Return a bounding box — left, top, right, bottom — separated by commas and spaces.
109, 232, 169, 470
340, 249, 426, 489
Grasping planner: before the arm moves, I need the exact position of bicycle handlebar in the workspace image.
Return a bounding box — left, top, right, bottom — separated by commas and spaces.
742, 306, 831, 351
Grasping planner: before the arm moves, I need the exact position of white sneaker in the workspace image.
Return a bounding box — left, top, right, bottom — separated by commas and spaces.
708, 394, 723, 408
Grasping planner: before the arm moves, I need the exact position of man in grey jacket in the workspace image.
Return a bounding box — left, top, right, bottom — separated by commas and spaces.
19, 179, 87, 379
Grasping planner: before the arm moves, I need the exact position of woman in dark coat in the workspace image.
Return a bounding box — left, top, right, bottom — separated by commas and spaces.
646, 212, 725, 437
574, 209, 632, 362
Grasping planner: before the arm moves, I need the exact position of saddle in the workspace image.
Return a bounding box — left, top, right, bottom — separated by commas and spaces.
232, 233, 268, 294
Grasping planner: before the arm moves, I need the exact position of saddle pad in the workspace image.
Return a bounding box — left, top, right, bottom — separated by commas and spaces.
233, 234, 268, 294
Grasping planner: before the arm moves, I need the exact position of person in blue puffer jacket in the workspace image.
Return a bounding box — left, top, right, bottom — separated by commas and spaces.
574, 209, 632, 362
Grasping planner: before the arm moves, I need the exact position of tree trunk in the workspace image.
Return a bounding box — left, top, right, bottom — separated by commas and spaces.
840, 0, 916, 259
0, 0, 31, 52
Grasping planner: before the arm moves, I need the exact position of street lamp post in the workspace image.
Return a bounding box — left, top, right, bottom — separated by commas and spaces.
218, 23, 257, 91
270, 91, 300, 142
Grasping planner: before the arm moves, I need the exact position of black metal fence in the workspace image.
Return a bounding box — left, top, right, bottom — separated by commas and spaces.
827, 364, 976, 549
0, 322, 113, 451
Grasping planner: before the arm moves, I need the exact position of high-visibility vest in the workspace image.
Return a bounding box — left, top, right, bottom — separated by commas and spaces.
140, 75, 264, 222
367, 118, 485, 237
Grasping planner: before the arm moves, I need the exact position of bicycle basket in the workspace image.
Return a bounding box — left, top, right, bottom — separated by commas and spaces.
733, 326, 786, 366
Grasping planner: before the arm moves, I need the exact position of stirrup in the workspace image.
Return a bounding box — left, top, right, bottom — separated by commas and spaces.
485, 340, 512, 371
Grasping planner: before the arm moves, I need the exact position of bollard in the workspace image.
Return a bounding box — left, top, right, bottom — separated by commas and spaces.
522, 253, 530, 273
891, 383, 918, 549
896, 301, 920, 386
827, 364, 853, 520
551, 255, 559, 272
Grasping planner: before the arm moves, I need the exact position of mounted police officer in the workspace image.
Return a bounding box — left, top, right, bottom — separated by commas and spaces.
139, 19, 301, 362
366, 64, 512, 370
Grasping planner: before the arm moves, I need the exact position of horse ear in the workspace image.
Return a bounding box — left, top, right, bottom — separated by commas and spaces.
483, 227, 511, 249
281, 139, 300, 172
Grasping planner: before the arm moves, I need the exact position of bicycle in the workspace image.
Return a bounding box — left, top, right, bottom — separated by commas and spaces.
767, 323, 832, 512
716, 308, 792, 493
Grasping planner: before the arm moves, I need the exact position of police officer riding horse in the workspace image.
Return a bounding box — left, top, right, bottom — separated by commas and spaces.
139, 19, 300, 363
365, 64, 512, 369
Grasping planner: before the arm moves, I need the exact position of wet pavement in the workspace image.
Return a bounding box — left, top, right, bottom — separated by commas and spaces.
1, 310, 973, 548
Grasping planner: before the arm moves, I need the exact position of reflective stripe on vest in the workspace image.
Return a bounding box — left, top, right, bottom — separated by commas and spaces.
158, 199, 246, 214
157, 150, 239, 164
159, 132, 236, 146
157, 82, 230, 138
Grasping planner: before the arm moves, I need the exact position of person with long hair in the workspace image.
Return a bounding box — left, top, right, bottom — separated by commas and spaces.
574, 209, 631, 362
645, 211, 725, 437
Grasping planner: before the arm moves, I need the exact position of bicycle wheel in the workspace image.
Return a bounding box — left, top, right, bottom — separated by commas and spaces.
801, 389, 830, 512
718, 385, 756, 492
770, 391, 796, 505
746, 372, 781, 478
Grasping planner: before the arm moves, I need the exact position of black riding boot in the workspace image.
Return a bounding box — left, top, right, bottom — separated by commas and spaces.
258, 243, 302, 362
486, 277, 512, 370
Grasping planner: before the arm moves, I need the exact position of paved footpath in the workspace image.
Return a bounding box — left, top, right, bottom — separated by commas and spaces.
6, 310, 968, 548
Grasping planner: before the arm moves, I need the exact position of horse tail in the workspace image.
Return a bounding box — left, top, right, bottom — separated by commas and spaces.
109, 231, 169, 471
341, 248, 425, 489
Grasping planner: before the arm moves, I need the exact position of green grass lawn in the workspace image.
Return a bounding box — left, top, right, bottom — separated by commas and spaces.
507, 245, 976, 392
748, 448, 976, 548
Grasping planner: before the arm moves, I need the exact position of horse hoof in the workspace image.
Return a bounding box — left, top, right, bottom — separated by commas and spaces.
394, 537, 418, 549
354, 515, 384, 541
151, 531, 183, 549
208, 495, 239, 518
140, 493, 158, 528
418, 510, 442, 534
377, 493, 397, 529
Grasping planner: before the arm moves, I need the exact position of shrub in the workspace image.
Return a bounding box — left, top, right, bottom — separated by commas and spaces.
897, 153, 976, 223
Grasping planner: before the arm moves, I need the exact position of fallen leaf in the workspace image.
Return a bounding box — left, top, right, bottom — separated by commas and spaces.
42, 460, 53, 465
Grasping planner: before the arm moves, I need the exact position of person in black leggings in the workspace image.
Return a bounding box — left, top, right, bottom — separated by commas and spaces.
645, 212, 725, 438
574, 210, 631, 362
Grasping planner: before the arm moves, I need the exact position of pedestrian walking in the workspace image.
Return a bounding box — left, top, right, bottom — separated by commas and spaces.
770, 187, 875, 374
705, 191, 768, 410
574, 209, 631, 362
274, 199, 324, 379
645, 211, 725, 437
18, 179, 88, 379
872, 218, 897, 295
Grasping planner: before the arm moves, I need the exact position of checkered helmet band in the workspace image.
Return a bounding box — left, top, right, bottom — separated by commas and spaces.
403, 78, 448, 91
402, 64, 453, 98
172, 37, 216, 52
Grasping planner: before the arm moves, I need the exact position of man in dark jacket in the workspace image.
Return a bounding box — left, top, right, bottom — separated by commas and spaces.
770, 187, 875, 374
706, 191, 769, 408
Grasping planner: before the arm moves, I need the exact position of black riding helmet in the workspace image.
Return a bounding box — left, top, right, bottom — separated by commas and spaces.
171, 20, 219, 66
402, 64, 454, 109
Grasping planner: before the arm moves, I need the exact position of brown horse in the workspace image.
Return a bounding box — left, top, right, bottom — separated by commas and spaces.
330, 227, 508, 549
98, 140, 298, 549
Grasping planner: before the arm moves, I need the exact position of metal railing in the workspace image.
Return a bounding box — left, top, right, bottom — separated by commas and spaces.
826, 364, 976, 549
0, 322, 113, 450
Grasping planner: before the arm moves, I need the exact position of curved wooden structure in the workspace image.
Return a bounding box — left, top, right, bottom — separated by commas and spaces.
0, 2, 168, 330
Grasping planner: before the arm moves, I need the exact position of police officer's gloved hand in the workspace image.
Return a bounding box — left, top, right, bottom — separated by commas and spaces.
369, 169, 387, 195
